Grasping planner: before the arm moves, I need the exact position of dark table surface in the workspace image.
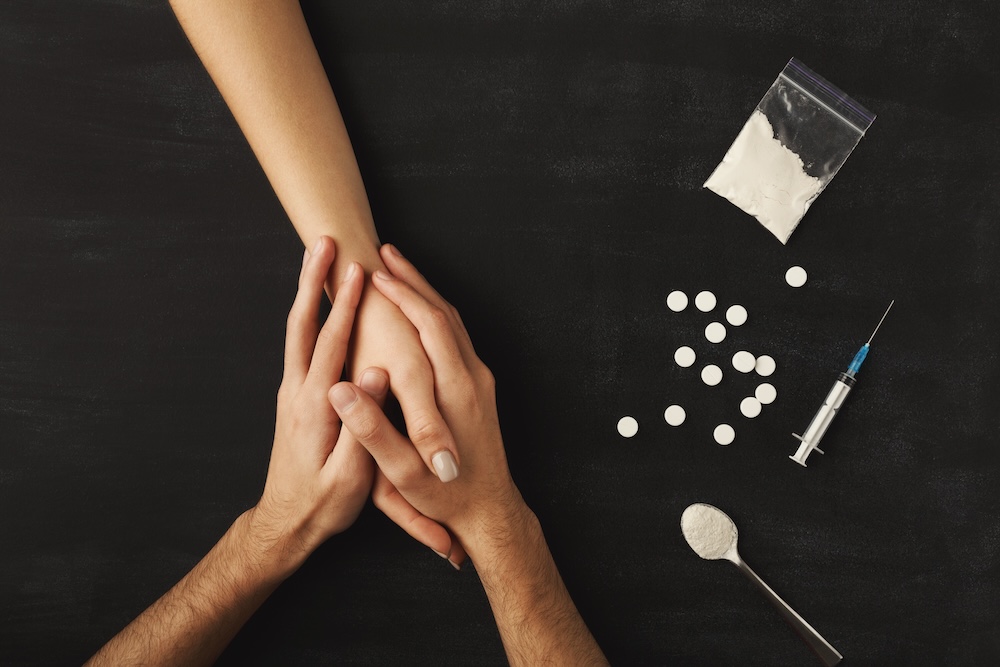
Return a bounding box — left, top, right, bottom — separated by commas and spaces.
2, 1, 998, 665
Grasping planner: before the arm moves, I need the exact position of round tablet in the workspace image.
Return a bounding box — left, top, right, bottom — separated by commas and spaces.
732, 350, 756, 373
704, 321, 726, 344
740, 397, 762, 418
664, 405, 686, 426
666, 290, 688, 312
674, 346, 696, 368
725, 304, 748, 326
694, 291, 717, 312
755, 382, 777, 405
785, 266, 808, 288
713, 424, 736, 446
701, 364, 723, 386
755, 355, 776, 377
617, 416, 639, 438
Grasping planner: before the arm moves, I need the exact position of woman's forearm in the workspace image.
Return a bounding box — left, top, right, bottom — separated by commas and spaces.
169, 0, 382, 276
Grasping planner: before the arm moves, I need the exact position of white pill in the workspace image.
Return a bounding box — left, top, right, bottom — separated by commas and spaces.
674, 346, 697, 368
740, 397, 762, 418
701, 364, 723, 386
664, 405, 686, 426
725, 304, 748, 326
666, 290, 688, 312
617, 416, 639, 438
705, 321, 727, 344
785, 266, 808, 288
755, 382, 777, 405
695, 291, 717, 312
732, 350, 756, 373
713, 424, 736, 446
755, 355, 776, 377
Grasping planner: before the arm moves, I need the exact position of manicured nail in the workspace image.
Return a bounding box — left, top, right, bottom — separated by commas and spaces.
431, 450, 459, 483
358, 369, 387, 396
432, 549, 449, 560
448, 558, 462, 571
330, 384, 358, 410
312, 237, 323, 255
387, 244, 402, 257
374, 269, 394, 282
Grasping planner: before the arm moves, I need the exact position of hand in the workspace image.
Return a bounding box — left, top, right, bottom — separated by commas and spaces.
251, 236, 377, 573
330, 245, 529, 549
345, 256, 468, 566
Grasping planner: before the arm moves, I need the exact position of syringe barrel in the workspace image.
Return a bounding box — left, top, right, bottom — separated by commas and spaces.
791, 373, 856, 465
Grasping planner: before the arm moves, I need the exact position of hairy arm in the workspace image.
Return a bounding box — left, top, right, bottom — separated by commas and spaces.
87, 510, 292, 667
331, 246, 608, 666
467, 506, 608, 667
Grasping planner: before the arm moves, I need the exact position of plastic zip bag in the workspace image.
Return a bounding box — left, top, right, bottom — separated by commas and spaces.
704, 58, 876, 244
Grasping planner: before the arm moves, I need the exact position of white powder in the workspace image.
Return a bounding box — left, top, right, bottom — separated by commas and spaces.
681, 504, 737, 560
704, 110, 823, 244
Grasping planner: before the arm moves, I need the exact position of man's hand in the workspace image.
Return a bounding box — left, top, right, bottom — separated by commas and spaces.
251, 236, 376, 573
329, 244, 608, 666
88, 237, 373, 667
330, 244, 527, 547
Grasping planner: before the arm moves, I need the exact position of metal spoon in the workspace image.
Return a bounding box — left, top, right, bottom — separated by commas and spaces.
681, 503, 843, 666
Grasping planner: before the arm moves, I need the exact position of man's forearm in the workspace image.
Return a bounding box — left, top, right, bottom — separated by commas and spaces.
87, 509, 296, 667
169, 0, 382, 276
466, 506, 609, 667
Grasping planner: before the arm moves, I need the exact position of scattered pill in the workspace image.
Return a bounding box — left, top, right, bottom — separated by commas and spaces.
785, 266, 808, 288
732, 351, 756, 373
666, 290, 688, 312
713, 424, 736, 446
740, 397, 762, 418
755, 382, 777, 405
664, 405, 686, 426
617, 416, 639, 438
695, 291, 717, 312
755, 355, 776, 377
705, 321, 726, 343
674, 346, 697, 368
701, 364, 723, 386
725, 304, 748, 326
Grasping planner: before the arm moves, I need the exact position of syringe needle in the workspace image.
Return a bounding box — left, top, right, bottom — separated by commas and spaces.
866, 300, 895, 345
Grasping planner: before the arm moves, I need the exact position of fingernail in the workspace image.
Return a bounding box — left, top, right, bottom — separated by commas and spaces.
358, 369, 388, 396
374, 269, 394, 282
388, 244, 402, 257
330, 384, 358, 410
312, 237, 323, 255
344, 262, 357, 282
448, 558, 462, 571
431, 450, 459, 483
432, 549, 449, 560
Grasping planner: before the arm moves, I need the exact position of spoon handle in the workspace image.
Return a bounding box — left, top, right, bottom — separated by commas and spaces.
733, 556, 843, 666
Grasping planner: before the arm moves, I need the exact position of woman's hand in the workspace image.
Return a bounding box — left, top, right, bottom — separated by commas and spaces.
330, 245, 529, 549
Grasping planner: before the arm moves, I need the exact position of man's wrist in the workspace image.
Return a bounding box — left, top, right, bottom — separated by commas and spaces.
238, 507, 309, 583
461, 495, 539, 568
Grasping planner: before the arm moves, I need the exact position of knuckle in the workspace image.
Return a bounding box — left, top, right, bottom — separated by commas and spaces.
316, 322, 348, 349
349, 407, 384, 445
407, 412, 448, 449
423, 305, 452, 334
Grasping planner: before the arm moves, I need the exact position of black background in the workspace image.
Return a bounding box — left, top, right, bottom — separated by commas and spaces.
2, 1, 999, 665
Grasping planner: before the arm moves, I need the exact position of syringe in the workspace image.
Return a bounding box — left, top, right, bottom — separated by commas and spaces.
790, 300, 894, 467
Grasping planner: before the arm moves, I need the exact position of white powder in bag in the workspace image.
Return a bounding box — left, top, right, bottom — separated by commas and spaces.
704, 110, 823, 244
